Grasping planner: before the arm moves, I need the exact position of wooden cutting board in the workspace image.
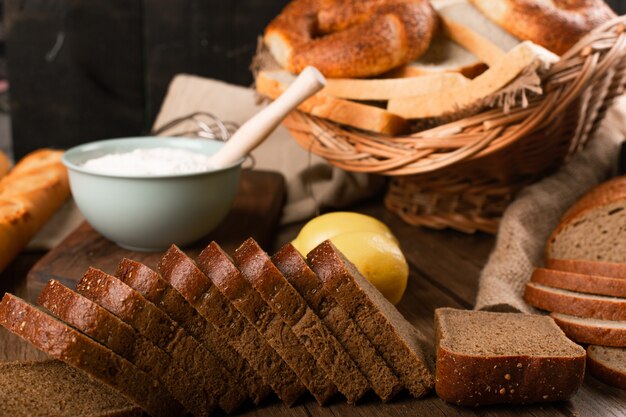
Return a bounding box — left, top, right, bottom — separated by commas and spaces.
25, 170, 285, 302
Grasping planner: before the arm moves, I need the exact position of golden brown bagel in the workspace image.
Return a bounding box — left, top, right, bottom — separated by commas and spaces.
469, 0, 616, 55
264, 0, 438, 78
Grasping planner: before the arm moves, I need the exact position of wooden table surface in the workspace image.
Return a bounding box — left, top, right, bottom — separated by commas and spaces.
1, 198, 625, 417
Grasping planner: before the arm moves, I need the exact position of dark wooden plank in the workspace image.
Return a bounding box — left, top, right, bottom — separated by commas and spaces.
25, 169, 285, 301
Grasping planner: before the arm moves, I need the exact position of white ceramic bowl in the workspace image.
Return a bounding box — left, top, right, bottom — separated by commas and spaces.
62, 137, 242, 251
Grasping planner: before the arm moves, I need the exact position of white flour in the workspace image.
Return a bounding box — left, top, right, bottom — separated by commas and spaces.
82, 147, 213, 176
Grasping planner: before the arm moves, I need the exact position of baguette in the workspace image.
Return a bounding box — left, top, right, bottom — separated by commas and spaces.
0, 149, 69, 272
256, 70, 409, 135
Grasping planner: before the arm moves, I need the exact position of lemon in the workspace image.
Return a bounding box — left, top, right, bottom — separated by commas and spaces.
329, 231, 408, 305
291, 212, 398, 256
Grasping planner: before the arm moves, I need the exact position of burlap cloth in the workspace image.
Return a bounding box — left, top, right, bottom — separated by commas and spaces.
475, 95, 626, 312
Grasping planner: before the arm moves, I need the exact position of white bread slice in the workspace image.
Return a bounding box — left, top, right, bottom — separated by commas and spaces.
524, 283, 626, 321
387, 41, 558, 119
551, 313, 626, 347
437, 2, 520, 66
531, 268, 626, 298
256, 70, 409, 135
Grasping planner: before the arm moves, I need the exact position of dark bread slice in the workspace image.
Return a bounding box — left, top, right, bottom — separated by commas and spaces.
76, 267, 246, 413
39, 279, 215, 416
435, 308, 586, 406
229, 239, 338, 405
116, 256, 271, 405
0, 360, 141, 417
0, 293, 184, 417
547, 258, 626, 279
524, 282, 626, 320
239, 239, 368, 404
551, 312, 626, 347
307, 240, 434, 398
546, 199, 626, 263
531, 268, 626, 297
273, 243, 402, 402
587, 345, 626, 389
559, 176, 626, 225
190, 245, 306, 406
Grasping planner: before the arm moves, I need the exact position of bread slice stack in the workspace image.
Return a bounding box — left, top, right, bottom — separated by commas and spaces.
0, 238, 434, 416
524, 176, 626, 390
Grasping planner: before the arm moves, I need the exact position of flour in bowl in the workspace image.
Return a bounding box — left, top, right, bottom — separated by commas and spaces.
82, 148, 214, 176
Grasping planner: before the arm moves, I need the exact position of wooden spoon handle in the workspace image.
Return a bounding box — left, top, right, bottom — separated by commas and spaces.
209, 66, 326, 169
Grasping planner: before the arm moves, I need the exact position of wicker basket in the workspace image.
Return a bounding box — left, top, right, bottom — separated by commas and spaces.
281, 17, 626, 233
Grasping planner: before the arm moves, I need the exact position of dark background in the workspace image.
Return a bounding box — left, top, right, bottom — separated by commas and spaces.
4, 0, 626, 158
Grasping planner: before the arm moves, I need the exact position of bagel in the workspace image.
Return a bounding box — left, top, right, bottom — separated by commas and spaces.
469, 0, 616, 55
264, 0, 438, 78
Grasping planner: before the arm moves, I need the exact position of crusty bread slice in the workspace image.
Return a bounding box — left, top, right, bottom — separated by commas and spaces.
531, 268, 626, 298
307, 240, 434, 398
547, 258, 626, 280
587, 345, 626, 390
557, 176, 626, 226
551, 312, 626, 347
256, 70, 409, 135
546, 199, 626, 263
388, 41, 558, 119
76, 268, 246, 413
272, 243, 403, 402
237, 239, 369, 404
0, 360, 142, 417
116, 257, 271, 406
39, 279, 214, 416
0, 294, 185, 417
435, 308, 585, 406
524, 282, 626, 321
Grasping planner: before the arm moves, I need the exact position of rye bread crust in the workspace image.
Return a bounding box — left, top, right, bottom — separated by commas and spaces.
307, 240, 434, 398
531, 268, 626, 298
272, 243, 403, 402
116, 256, 271, 406
76, 268, 246, 413
587, 346, 626, 390
547, 258, 626, 280
551, 313, 626, 347
39, 279, 214, 417
0, 294, 184, 417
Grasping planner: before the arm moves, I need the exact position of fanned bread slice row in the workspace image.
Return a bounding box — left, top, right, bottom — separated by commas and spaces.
531, 268, 626, 297
435, 308, 586, 406
172, 245, 307, 406
547, 258, 626, 279
307, 240, 434, 398
39, 279, 215, 417
524, 282, 626, 321
115, 257, 272, 406
236, 239, 369, 404
551, 313, 626, 347
0, 293, 185, 417
272, 243, 403, 402
587, 345, 626, 390
75, 268, 247, 414
0, 360, 141, 417
227, 239, 339, 405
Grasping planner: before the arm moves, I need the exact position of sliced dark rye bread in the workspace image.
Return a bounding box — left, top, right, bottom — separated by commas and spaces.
547, 258, 626, 279
237, 239, 368, 404
168, 246, 306, 407
587, 345, 626, 390
435, 308, 586, 406
228, 239, 338, 405
0, 360, 141, 417
0, 293, 184, 417
551, 312, 626, 347
307, 240, 434, 398
75, 267, 246, 413
559, 176, 626, 225
272, 243, 403, 402
38, 279, 214, 416
531, 268, 626, 297
546, 198, 626, 263
524, 282, 626, 321
115, 256, 271, 405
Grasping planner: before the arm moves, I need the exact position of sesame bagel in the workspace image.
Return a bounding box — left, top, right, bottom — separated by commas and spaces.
469, 0, 616, 55
264, 0, 438, 78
